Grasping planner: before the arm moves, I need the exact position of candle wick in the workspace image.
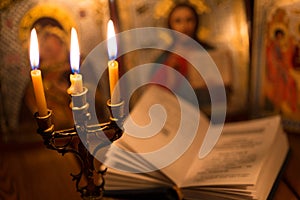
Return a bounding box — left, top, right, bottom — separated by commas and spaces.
109, 54, 117, 61
72, 69, 79, 74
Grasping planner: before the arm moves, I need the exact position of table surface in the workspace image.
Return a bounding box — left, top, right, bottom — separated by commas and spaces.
1, 131, 300, 200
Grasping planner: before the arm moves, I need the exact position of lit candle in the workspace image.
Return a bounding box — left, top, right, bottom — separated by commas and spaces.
107, 20, 120, 104
30, 28, 48, 117
68, 27, 83, 94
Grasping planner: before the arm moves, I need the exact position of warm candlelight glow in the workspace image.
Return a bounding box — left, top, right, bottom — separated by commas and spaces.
29, 28, 48, 117
30, 28, 39, 69
70, 27, 80, 73
107, 20, 120, 104
107, 19, 117, 60
68, 27, 83, 94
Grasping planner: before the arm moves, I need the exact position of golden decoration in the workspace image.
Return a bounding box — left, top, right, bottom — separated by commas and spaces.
154, 0, 210, 20
154, 0, 175, 20
18, 3, 77, 49
0, 0, 13, 10
188, 0, 210, 14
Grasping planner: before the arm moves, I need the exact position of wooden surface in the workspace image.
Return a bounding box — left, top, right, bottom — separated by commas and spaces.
1, 132, 300, 200
0, 141, 82, 200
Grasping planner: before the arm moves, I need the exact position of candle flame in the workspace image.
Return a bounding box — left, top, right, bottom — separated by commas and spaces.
107, 20, 117, 60
70, 27, 80, 73
30, 28, 39, 70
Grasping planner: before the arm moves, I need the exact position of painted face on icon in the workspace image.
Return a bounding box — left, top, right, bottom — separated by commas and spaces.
169, 6, 197, 38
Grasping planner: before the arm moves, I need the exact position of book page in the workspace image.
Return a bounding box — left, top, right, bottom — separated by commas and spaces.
181, 126, 288, 200
249, 128, 289, 200
104, 85, 209, 184
181, 116, 281, 187
105, 167, 174, 190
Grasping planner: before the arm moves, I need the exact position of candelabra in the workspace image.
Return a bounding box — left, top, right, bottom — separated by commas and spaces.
34, 87, 125, 200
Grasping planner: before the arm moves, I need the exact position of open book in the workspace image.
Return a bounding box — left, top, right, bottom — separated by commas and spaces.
103, 86, 289, 200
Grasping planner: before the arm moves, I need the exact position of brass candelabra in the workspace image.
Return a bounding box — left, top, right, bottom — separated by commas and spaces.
34, 87, 125, 199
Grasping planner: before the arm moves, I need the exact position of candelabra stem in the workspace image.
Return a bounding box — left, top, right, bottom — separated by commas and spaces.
78, 142, 103, 199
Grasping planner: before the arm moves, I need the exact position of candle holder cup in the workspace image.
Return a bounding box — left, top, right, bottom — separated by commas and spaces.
34, 87, 125, 199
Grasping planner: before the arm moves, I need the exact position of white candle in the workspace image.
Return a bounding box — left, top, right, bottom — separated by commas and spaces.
69, 27, 83, 94
107, 20, 120, 104
30, 28, 48, 117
